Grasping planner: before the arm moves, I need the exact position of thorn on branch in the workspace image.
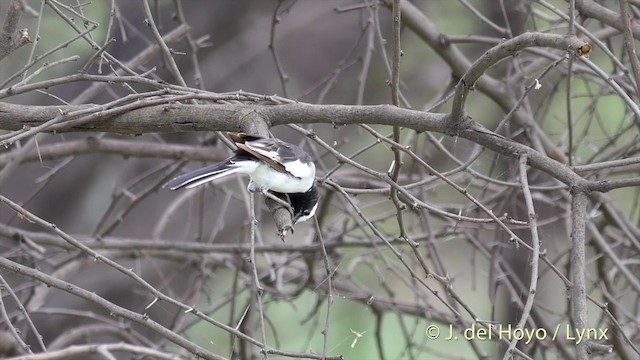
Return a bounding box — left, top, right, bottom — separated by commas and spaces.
438, 34, 449, 47
169, 48, 186, 56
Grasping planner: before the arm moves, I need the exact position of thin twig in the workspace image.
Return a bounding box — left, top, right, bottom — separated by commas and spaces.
140, 0, 188, 87
504, 155, 540, 358
269, 0, 289, 97
0, 275, 46, 352
249, 193, 268, 359
0, 288, 31, 355
313, 216, 333, 359
620, 0, 640, 99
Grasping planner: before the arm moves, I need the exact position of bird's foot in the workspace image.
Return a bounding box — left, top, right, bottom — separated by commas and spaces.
278, 225, 294, 242
262, 190, 293, 213
247, 181, 258, 193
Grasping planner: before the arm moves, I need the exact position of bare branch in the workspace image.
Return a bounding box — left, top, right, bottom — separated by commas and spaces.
451, 32, 590, 121
570, 190, 589, 359
0, 0, 30, 61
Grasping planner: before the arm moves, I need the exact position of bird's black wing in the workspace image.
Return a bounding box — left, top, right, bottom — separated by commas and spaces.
227, 133, 314, 178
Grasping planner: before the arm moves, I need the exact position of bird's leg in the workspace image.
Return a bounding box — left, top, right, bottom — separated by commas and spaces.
246, 181, 293, 213
261, 188, 293, 213
247, 180, 258, 193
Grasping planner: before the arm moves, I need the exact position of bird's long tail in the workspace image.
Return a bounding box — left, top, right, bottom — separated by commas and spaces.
165, 159, 241, 190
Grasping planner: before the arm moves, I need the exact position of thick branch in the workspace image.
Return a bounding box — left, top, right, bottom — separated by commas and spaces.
0, 101, 590, 189
570, 190, 589, 359
0, 102, 274, 134
0, 102, 451, 133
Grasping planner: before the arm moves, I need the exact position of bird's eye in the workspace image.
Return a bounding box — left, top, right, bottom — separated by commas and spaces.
304, 210, 310, 215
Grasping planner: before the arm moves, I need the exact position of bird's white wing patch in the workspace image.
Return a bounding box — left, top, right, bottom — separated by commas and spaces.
242, 138, 314, 181
284, 160, 315, 179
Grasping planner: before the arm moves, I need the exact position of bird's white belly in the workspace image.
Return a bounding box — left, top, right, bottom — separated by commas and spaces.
250, 163, 314, 193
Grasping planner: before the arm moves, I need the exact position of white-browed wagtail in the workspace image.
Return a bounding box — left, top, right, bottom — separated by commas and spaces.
165, 133, 318, 224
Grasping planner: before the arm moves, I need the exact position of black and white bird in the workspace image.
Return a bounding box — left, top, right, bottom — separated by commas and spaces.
165, 133, 318, 224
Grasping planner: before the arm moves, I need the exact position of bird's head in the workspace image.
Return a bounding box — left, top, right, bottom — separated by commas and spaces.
289, 186, 319, 224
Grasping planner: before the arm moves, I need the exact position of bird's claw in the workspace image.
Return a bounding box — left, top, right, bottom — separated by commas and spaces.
247, 181, 258, 192
278, 225, 294, 242
262, 190, 293, 213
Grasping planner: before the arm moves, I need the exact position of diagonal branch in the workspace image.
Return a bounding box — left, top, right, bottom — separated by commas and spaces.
0, 0, 30, 61
451, 33, 590, 121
